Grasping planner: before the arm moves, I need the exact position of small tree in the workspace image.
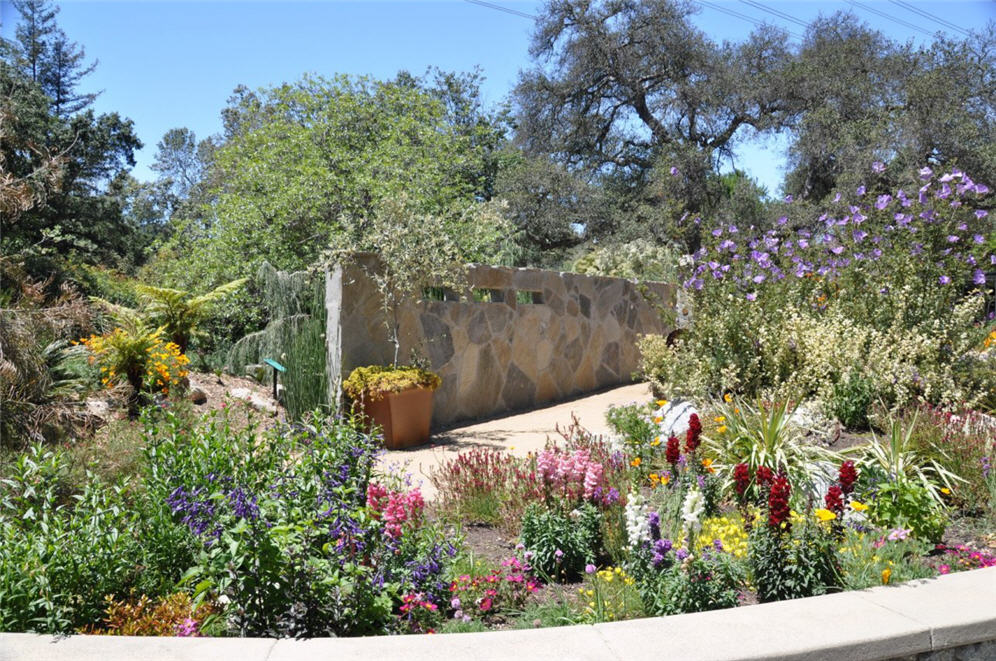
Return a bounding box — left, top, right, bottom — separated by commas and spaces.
328, 197, 469, 367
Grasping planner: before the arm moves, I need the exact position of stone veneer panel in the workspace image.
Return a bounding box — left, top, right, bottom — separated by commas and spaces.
327, 255, 675, 427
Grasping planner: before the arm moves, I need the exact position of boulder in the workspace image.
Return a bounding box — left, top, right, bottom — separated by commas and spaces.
655, 400, 699, 438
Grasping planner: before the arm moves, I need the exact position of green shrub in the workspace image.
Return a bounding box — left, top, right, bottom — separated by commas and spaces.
827, 371, 874, 429
747, 519, 841, 603
520, 503, 601, 581
866, 480, 948, 543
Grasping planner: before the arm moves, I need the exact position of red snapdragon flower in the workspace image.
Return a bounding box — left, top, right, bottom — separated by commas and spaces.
825, 484, 844, 514
685, 414, 702, 453
767, 474, 791, 530
756, 465, 774, 487
839, 461, 858, 495
665, 436, 681, 465
733, 463, 751, 499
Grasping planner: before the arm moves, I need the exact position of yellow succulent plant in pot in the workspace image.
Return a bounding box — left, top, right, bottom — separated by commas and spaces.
343, 365, 442, 449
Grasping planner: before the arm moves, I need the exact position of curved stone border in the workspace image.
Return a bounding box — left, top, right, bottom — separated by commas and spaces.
2, 566, 994, 661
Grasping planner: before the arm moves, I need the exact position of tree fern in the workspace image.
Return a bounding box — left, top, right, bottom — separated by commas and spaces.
136, 279, 246, 353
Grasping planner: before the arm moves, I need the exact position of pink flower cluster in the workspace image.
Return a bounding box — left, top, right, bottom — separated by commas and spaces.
367, 483, 425, 538
449, 556, 541, 620
932, 544, 996, 575
535, 448, 606, 503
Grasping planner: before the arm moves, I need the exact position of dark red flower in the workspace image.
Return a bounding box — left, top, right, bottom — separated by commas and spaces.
685, 414, 702, 453
767, 474, 791, 530
825, 484, 844, 514
733, 463, 751, 498
756, 465, 774, 487
665, 436, 680, 465
838, 461, 858, 495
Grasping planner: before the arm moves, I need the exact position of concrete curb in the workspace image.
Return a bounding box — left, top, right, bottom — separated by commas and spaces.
2, 567, 994, 661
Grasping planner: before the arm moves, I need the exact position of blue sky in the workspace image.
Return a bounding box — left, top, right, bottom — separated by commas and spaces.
2, 0, 993, 194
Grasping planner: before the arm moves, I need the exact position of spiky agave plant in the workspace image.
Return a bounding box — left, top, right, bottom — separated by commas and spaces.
136, 279, 246, 354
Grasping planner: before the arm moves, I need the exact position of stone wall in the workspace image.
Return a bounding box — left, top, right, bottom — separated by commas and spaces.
326, 254, 675, 427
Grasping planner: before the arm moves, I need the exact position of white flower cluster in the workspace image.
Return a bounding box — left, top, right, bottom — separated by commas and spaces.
625, 493, 650, 549
681, 487, 705, 538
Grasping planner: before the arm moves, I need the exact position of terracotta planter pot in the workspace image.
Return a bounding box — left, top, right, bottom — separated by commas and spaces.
359, 387, 435, 450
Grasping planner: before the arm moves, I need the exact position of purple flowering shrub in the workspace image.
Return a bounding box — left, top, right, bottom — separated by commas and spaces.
641, 166, 994, 409
143, 410, 456, 637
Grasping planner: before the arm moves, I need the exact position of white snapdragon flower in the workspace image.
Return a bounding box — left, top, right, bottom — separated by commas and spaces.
681, 486, 705, 538
625, 493, 650, 549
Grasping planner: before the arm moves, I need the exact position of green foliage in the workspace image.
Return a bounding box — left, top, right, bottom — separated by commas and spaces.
854, 412, 964, 507
343, 365, 442, 402
137, 278, 246, 353
747, 520, 841, 603
837, 528, 934, 591
826, 371, 874, 430
520, 503, 601, 581
226, 262, 327, 420
704, 398, 840, 499
866, 481, 948, 544
641, 552, 743, 616
151, 72, 513, 291
573, 240, 681, 283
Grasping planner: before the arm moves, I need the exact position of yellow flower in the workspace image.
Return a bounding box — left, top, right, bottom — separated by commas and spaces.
850, 501, 869, 512
881, 568, 892, 585
660, 474, 670, 486
713, 416, 726, 423
630, 457, 642, 468
815, 509, 837, 522
656, 399, 668, 407
940, 487, 951, 495
651, 438, 661, 447
717, 425, 727, 434
652, 416, 663, 424
701, 458, 715, 473
723, 393, 733, 403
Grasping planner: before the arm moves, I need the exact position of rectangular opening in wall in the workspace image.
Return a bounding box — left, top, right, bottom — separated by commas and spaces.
422, 287, 460, 302
515, 290, 544, 304
472, 288, 504, 303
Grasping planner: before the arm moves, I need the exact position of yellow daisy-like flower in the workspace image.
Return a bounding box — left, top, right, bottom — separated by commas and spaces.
656, 399, 668, 407
881, 568, 892, 585
713, 415, 726, 423
717, 425, 728, 434
651, 438, 661, 447
701, 457, 715, 473
850, 501, 869, 512
630, 457, 642, 468
814, 508, 836, 522
940, 487, 951, 495
723, 393, 733, 403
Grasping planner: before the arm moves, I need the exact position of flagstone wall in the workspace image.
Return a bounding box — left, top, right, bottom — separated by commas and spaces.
325, 254, 676, 427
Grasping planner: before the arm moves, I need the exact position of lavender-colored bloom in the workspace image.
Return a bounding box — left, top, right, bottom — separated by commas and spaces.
712, 228, 723, 237
798, 239, 809, 249
784, 194, 793, 203
670, 166, 679, 176
938, 183, 952, 199
940, 172, 955, 183
973, 270, 986, 286
939, 275, 951, 285
872, 248, 883, 259
853, 230, 868, 242
752, 274, 766, 284
746, 292, 757, 301
977, 210, 989, 219
947, 235, 960, 243
875, 194, 892, 210
554, 549, 564, 562
675, 548, 690, 561
911, 243, 924, 256
830, 245, 845, 255
973, 234, 985, 244
833, 192, 842, 202
856, 185, 866, 196
713, 538, 724, 552
919, 166, 933, 180
872, 161, 885, 173
605, 487, 621, 504
697, 475, 706, 489
975, 183, 990, 194
982, 456, 991, 480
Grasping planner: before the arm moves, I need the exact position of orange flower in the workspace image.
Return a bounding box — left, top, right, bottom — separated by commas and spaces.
630, 457, 642, 468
